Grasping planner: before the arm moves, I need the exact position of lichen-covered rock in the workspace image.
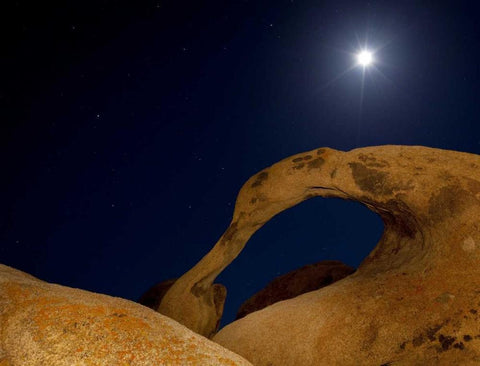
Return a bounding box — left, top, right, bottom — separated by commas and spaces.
236, 260, 354, 320
160, 145, 480, 365
0, 264, 251, 366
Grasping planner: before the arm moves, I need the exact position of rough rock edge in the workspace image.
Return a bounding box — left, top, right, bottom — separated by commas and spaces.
0, 264, 252, 366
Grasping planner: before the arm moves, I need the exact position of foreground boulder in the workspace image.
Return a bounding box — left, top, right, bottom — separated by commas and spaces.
159, 145, 480, 365
0, 264, 251, 366
236, 260, 354, 320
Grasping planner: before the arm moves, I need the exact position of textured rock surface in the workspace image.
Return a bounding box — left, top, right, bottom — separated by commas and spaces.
139, 278, 226, 337
0, 264, 251, 366
161, 145, 480, 365
236, 260, 354, 320
138, 278, 177, 310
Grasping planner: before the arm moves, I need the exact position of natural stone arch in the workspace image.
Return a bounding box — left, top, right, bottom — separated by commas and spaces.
227, 195, 378, 322
158, 145, 480, 364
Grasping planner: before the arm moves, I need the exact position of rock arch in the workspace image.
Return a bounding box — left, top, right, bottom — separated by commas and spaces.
159, 145, 480, 364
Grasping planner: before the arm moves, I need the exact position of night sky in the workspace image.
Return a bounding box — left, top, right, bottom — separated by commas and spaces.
2, 1, 480, 326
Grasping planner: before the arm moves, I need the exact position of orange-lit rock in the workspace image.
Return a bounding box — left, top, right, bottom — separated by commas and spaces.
160, 145, 480, 365
139, 277, 226, 339
0, 264, 251, 366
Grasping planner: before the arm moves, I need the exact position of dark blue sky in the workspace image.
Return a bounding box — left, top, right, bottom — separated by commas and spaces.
2, 0, 480, 325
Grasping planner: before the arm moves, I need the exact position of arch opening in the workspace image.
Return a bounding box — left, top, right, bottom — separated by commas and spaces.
217, 196, 383, 325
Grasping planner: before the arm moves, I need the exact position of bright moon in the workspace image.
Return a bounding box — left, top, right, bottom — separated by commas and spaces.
357, 50, 373, 67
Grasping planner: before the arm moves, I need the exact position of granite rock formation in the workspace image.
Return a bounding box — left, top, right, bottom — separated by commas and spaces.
0, 264, 251, 366
159, 145, 480, 365
139, 278, 226, 336
236, 260, 354, 320
138, 278, 177, 310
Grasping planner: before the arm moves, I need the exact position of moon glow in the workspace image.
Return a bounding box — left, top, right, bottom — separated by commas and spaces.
357, 50, 373, 67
